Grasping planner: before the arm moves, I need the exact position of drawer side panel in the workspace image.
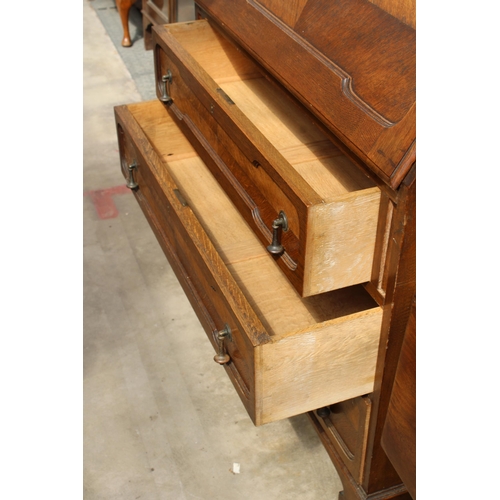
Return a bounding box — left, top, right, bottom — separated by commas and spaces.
259, 308, 382, 424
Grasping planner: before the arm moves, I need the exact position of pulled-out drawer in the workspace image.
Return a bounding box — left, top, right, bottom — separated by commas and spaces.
114, 100, 383, 425
151, 20, 381, 297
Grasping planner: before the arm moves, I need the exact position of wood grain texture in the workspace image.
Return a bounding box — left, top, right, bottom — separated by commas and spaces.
161, 19, 262, 82
115, 102, 265, 420
195, 0, 415, 188
226, 259, 378, 339
304, 187, 381, 296
255, 0, 309, 27
368, 0, 416, 28
152, 21, 381, 296
117, 1, 416, 495
315, 396, 372, 482
115, 100, 384, 426
154, 29, 307, 291
304, 169, 415, 499
381, 298, 416, 499
309, 411, 411, 500
126, 101, 197, 162
259, 308, 382, 424
153, 22, 324, 205
362, 167, 415, 495
219, 77, 374, 199
167, 155, 268, 265
164, 97, 304, 286
219, 78, 326, 150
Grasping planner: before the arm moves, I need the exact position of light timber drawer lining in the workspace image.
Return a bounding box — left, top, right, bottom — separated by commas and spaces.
164, 21, 376, 200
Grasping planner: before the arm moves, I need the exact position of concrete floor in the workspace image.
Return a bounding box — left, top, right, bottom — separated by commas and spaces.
83, 0, 343, 497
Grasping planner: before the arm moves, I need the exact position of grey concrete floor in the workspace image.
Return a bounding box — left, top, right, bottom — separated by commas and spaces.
83, 0, 342, 497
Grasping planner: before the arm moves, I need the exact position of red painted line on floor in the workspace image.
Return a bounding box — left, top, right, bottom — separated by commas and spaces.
84, 184, 131, 220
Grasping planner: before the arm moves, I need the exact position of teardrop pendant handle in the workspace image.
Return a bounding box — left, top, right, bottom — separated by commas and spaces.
126, 160, 138, 190
267, 211, 288, 255
213, 324, 231, 365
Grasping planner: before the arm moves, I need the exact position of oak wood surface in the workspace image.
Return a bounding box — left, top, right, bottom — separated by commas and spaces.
260, 309, 381, 423
115, 100, 384, 425
315, 396, 372, 482
381, 299, 416, 499
309, 411, 411, 500
305, 188, 381, 296
305, 168, 415, 500
196, 0, 415, 189
152, 21, 381, 296
218, 77, 374, 199
366, 193, 393, 304
362, 167, 415, 495
115, 102, 262, 419
368, 0, 415, 28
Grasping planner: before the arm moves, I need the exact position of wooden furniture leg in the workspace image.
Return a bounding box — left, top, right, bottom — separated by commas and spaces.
116, 0, 135, 47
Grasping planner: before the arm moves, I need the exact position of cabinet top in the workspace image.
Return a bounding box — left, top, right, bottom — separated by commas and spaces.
196, 0, 416, 189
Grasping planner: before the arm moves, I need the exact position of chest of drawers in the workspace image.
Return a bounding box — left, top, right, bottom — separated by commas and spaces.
114, 1, 415, 498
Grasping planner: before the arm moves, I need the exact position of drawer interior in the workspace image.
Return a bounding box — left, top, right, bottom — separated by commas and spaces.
129, 101, 378, 342
164, 21, 376, 202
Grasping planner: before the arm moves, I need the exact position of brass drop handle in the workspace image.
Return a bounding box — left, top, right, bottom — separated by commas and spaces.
213, 324, 231, 365
159, 70, 173, 104
126, 160, 138, 190
267, 211, 288, 255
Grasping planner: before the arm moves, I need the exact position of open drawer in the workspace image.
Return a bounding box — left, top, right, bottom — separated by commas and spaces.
114, 100, 383, 426
152, 20, 381, 297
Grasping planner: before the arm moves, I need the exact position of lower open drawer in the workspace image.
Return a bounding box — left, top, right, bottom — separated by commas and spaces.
114, 100, 383, 426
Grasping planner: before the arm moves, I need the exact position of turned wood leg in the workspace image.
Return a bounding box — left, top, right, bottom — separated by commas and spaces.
116, 0, 135, 47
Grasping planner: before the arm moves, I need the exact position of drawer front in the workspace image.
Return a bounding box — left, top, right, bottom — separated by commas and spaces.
152, 22, 381, 297
154, 42, 306, 294
115, 107, 264, 421
115, 101, 383, 426
314, 396, 372, 483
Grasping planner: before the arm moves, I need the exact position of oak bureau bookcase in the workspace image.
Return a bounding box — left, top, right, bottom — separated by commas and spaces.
114, 1, 416, 498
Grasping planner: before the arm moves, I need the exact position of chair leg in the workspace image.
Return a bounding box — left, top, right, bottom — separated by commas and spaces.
116, 0, 134, 47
